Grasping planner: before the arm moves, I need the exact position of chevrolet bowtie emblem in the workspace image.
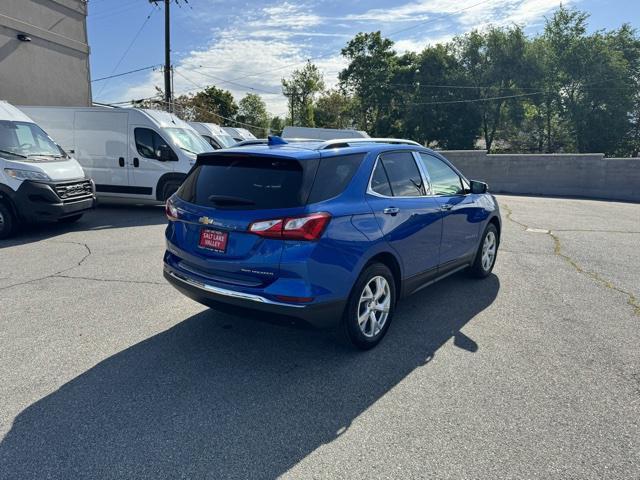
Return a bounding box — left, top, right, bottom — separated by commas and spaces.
198, 216, 215, 225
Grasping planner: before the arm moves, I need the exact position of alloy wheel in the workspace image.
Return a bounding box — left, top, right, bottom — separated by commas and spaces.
481, 231, 497, 271
357, 275, 391, 338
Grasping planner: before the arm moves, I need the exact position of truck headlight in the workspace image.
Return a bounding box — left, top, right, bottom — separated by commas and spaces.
4, 168, 51, 181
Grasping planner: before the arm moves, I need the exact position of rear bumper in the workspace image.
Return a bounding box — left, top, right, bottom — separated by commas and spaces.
163, 264, 345, 329
15, 179, 96, 222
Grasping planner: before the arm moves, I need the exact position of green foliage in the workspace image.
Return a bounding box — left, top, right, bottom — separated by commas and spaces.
314, 90, 355, 129
269, 116, 285, 135
185, 86, 238, 124
339, 32, 397, 136
282, 61, 325, 127
237, 93, 269, 137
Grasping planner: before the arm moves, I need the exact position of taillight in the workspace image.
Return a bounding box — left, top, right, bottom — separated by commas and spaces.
165, 197, 179, 221
249, 212, 331, 240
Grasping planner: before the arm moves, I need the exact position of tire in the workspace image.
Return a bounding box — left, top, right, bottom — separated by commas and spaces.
58, 214, 83, 224
0, 202, 15, 239
161, 182, 181, 202
469, 223, 499, 278
340, 263, 396, 350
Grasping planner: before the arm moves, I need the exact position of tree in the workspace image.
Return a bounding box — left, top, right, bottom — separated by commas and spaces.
536, 7, 638, 154
237, 93, 269, 137
282, 61, 325, 127
183, 86, 238, 124
339, 32, 397, 136
270, 116, 285, 135
455, 26, 531, 152
397, 45, 481, 149
314, 90, 355, 129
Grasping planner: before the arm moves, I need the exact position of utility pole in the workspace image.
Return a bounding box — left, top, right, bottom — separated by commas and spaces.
150, 0, 172, 111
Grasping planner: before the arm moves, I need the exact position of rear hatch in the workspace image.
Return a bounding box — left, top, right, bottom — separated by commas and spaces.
167, 151, 319, 287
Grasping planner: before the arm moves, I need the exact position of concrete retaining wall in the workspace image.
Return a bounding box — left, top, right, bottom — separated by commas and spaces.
439, 150, 640, 203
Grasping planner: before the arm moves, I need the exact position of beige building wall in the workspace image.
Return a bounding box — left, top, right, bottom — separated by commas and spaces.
0, 0, 91, 106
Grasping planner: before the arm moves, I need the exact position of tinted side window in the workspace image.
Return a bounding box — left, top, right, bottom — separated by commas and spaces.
419, 153, 463, 195
203, 136, 222, 150
308, 153, 365, 203
380, 152, 425, 196
370, 159, 393, 196
134, 128, 177, 160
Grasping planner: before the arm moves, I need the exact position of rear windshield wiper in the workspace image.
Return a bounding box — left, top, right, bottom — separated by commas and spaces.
208, 195, 255, 206
0, 149, 27, 158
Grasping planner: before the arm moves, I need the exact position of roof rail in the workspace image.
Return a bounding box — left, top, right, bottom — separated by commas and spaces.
317, 138, 421, 150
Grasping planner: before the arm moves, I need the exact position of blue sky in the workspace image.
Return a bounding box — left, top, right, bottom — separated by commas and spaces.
88, 0, 640, 116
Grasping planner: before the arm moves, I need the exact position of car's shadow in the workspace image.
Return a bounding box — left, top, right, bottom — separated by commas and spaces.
0, 203, 167, 247
0, 273, 499, 479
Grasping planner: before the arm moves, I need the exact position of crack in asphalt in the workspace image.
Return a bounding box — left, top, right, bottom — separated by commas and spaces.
55, 274, 167, 286
0, 240, 166, 290
551, 229, 640, 234
503, 203, 640, 317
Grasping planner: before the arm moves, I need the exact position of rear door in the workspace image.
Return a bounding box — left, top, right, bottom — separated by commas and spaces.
168, 154, 318, 287
73, 111, 129, 195
365, 151, 442, 279
417, 152, 482, 268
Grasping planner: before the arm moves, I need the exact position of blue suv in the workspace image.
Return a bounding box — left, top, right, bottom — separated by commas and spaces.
164, 138, 501, 349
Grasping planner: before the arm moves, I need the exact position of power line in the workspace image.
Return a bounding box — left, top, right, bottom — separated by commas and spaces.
385, 0, 489, 38
177, 67, 281, 95
408, 91, 544, 106
92, 65, 160, 83
96, 5, 157, 97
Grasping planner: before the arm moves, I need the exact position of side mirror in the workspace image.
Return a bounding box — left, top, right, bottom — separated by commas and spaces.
156, 145, 172, 161
470, 180, 488, 194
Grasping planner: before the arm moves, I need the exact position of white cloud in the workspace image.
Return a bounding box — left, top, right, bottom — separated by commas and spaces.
394, 34, 454, 53
348, 0, 576, 30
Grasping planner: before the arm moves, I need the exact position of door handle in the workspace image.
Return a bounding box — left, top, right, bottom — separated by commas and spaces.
383, 207, 400, 215
133, 157, 139, 168
441, 204, 453, 211
118, 157, 125, 167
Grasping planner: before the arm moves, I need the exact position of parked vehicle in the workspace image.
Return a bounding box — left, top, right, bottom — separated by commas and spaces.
222, 126, 256, 142
163, 137, 501, 349
19, 106, 213, 203
230, 137, 320, 147
281, 126, 369, 140
0, 101, 95, 239
189, 122, 237, 149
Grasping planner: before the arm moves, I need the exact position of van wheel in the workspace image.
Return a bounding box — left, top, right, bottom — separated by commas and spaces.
340, 263, 396, 350
469, 224, 499, 278
58, 214, 83, 224
161, 182, 181, 201
0, 202, 15, 239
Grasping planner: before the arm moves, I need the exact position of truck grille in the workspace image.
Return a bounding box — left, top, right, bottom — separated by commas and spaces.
54, 180, 93, 201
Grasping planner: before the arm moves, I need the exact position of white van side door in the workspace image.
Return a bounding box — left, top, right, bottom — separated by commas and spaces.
129, 125, 177, 199
74, 111, 129, 195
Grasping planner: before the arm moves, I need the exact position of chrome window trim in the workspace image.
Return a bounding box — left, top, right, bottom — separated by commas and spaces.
416, 151, 468, 197
366, 150, 432, 199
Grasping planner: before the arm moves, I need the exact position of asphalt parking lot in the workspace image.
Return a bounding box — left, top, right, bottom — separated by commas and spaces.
0, 195, 638, 479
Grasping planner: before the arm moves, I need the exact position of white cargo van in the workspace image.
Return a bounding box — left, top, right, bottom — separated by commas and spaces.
0, 101, 95, 239
188, 122, 237, 149
222, 126, 256, 142
19, 106, 213, 203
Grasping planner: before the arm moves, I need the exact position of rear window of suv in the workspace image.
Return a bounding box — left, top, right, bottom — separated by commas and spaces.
178, 155, 316, 209
178, 153, 365, 209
